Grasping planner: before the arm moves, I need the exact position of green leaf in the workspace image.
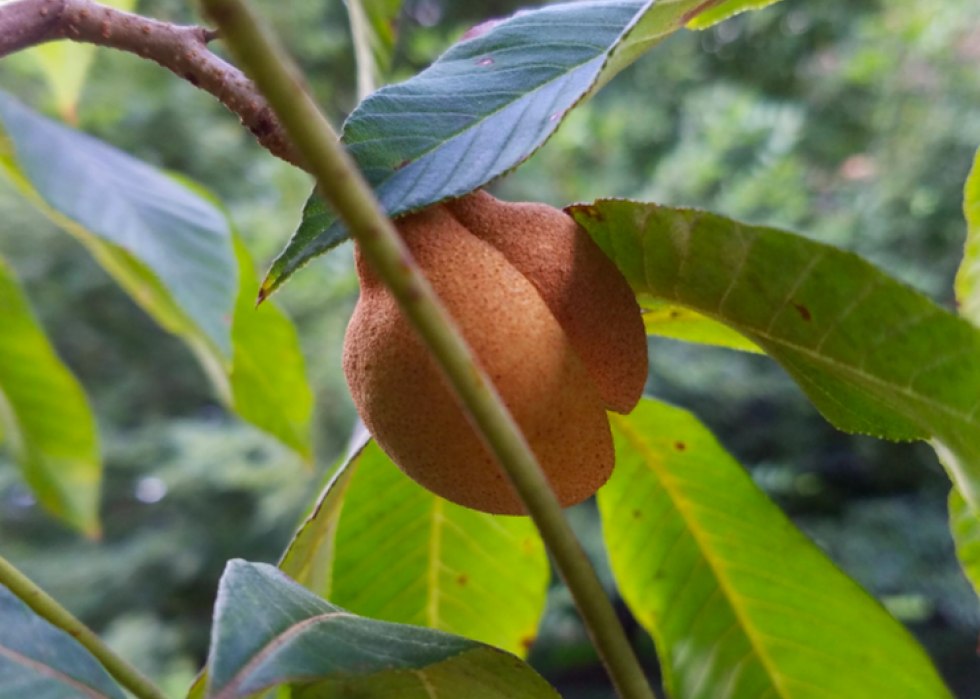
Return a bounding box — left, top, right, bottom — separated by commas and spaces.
279, 434, 548, 658
685, 0, 786, 30
641, 299, 762, 353
0, 92, 312, 457
0, 255, 101, 536
950, 488, 980, 605
955, 147, 980, 326
599, 398, 952, 699
265, 0, 772, 295
572, 199, 980, 516
206, 560, 560, 699
230, 238, 313, 459
279, 425, 369, 595
0, 583, 126, 699
0, 89, 237, 360
348, 0, 402, 91
21, 0, 138, 123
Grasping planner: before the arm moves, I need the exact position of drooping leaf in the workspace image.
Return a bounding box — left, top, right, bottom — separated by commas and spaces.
265, 0, 780, 295
955, 147, 980, 326
279, 436, 548, 658
21, 0, 138, 123
206, 560, 560, 699
0, 89, 237, 360
0, 255, 100, 536
641, 298, 761, 353
229, 238, 313, 459
347, 0, 403, 94
950, 488, 980, 606
0, 583, 126, 699
0, 92, 313, 457
600, 398, 952, 699
686, 0, 786, 30
572, 200, 980, 518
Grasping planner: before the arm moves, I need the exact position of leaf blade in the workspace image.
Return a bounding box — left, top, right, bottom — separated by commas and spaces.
207, 560, 559, 699
600, 398, 952, 699
0, 584, 126, 699
279, 436, 549, 658
572, 200, 980, 515
265, 0, 780, 294
0, 255, 101, 536
956, 147, 980, 326
0, 90, 237, 358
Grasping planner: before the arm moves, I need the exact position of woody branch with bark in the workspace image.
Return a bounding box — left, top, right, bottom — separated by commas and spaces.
0, 0, 302, 166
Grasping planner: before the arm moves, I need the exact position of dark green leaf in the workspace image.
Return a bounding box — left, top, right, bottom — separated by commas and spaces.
0, 255, 100, 536
206, 560, 559, 699
280, 433, 548, 657
265, 0, 778, 295
0, 89, 237, 358
572, 199, 980, 517
600, 398, 952, 699
0, 584, 125, 699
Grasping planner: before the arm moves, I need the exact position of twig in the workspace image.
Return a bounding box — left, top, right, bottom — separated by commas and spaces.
0, 0, 303, 167
0, 554, 170, 699
194, 1, 656, 699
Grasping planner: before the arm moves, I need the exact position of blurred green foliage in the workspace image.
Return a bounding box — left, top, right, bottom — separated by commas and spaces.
0, 0, 978, 697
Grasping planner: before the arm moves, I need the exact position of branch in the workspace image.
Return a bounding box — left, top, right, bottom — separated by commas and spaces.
0, 0, 306, 168
195, 1, 657, 699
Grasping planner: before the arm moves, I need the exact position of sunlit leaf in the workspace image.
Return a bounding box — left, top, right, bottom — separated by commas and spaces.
0, 255, 100, 536
572, 200, 980, 520
206, 560, 560, 699
280, 435, 548, 658
955, 147, 980, 326
641, 298, 761, 353
686, 0, 786, 30
22, 0, 138, 123
0, 583, 125, 699
950, 488, 980, 606
0, 90, 237, 360
600, 398, 952, 699
266, 0, 779, 296
230, 239, 313, 459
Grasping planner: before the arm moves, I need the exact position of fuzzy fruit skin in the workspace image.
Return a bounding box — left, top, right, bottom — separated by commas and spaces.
445, 190, 647, 414
343, 205, 614, 515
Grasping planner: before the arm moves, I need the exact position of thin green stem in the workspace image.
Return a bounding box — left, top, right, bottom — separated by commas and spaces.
194, 2, 656, 699
0, 553, 170, 699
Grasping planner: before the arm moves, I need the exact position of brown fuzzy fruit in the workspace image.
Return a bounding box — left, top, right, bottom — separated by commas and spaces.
343, 204, 615, 515
445, 190, 647, 414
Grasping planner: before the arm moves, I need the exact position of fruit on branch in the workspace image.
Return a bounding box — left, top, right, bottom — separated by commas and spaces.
343, 193, 646, 515
445, 190, 647, 414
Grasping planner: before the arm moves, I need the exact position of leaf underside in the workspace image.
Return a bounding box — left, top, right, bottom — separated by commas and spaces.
0, 584, 126, 699
206, 560, 559, 699
572, 200, 980, 516
265, 0, 785, 296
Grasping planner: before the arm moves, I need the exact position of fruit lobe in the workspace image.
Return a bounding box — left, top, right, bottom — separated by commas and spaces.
445, 190, 647, 414
343, 204, 615, 515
